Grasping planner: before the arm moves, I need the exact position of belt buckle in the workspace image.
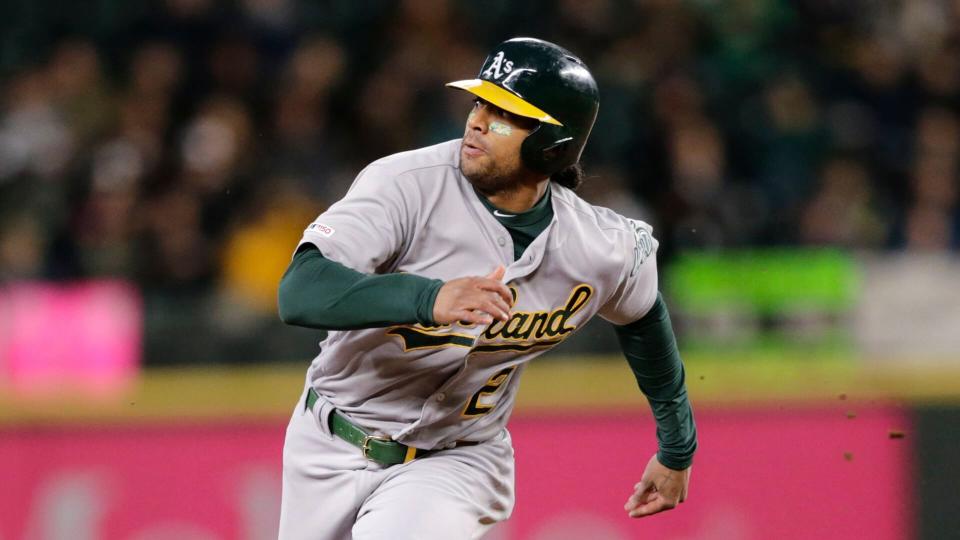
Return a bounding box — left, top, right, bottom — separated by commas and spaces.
361, 434, 392, 461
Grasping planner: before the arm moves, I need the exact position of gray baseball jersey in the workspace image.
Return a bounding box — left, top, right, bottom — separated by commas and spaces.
296, 138, 659, 450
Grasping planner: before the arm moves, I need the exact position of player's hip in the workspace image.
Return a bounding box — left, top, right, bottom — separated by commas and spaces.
284, 385, 514, 472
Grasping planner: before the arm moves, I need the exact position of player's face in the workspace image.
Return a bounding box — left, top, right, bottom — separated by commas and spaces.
459, 99, 539, 193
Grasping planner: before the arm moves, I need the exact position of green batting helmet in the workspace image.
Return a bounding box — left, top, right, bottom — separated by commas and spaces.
447, 37, 599, 176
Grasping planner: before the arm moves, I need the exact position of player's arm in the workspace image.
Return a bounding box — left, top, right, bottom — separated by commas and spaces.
615, 293, 697, 518
598, 219, 696, 518
615, 293, 697, 471
278, 244, 441, 330
278, 245, 512, 330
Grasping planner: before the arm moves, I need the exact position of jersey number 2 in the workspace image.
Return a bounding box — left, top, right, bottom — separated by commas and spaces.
462, 366, 516, 417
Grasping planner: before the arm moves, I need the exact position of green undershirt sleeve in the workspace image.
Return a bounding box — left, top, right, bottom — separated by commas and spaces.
277, 245, 443, 330
613, 293, 698, 470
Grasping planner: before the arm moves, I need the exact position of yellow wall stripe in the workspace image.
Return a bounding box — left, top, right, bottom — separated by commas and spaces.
1, 355, 959, 426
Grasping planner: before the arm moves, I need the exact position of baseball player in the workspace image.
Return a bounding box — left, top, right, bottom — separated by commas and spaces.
277, 37, 697, 539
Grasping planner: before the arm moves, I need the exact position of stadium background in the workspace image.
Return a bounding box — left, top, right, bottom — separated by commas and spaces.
1, 0, 958, 538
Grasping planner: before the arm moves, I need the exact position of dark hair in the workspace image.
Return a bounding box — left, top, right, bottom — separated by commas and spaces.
550, 163, 585, 190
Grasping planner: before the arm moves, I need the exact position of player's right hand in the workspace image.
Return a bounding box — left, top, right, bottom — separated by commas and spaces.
433, 266, 512, 326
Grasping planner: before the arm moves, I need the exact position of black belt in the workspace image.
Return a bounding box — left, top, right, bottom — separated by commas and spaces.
306, 387, 477, 466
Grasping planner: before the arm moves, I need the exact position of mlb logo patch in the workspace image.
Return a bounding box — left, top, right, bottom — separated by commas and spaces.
306, 222, 335, 237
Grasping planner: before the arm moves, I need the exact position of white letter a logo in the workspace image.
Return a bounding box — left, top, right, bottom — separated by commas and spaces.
483, 51, 506, 79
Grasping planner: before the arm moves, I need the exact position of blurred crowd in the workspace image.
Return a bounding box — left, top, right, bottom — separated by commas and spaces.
1, 0, 959, 364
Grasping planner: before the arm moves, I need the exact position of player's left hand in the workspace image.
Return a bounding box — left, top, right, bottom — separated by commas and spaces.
623, 454, 690, 518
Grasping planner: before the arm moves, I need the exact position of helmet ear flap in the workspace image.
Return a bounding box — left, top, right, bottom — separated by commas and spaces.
520, 126, 550, 175
521, 124, 578, 176
538, 139, 572, 174
541, 138, 574, 162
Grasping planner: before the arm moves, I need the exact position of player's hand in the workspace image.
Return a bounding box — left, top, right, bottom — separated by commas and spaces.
624, 454, 690, 518
433, 266, 512, 326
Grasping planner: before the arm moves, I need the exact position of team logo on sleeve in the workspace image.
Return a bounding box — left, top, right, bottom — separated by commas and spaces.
306, 222, 335, 237
628, 219, 654, 277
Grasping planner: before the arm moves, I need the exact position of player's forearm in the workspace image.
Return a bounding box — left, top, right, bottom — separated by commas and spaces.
614, 293, 698, 470
278, 245, 442, 330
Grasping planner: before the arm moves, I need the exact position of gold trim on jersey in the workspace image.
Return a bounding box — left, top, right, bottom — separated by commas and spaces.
469, 339, 563, 355
385, 326, 476, 352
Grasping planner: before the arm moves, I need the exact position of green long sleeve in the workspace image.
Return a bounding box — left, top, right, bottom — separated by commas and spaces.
614, 293, 698, 470
278, 245, 443, 330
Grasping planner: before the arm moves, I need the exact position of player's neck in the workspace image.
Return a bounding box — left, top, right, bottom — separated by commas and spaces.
485, 178, 550, 213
